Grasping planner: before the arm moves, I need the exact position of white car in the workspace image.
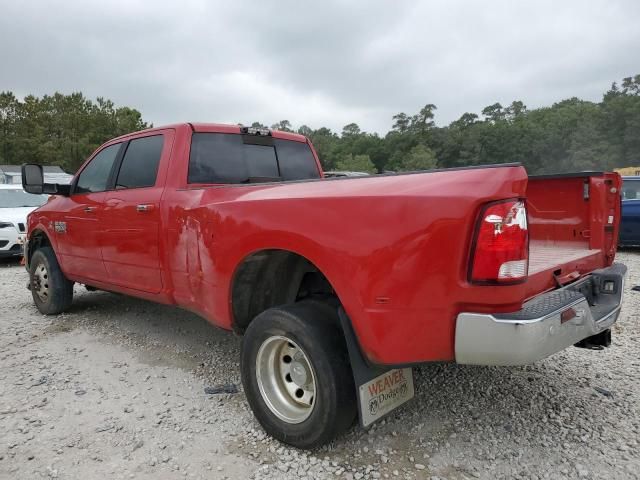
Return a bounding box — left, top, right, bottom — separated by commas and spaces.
0, 185, 49, 259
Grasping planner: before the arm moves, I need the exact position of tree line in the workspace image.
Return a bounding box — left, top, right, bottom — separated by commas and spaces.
0, 92, 148, 172
1, 74, 639, 175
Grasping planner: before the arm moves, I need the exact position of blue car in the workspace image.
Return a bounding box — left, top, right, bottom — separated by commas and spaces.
620, 176, 640, 247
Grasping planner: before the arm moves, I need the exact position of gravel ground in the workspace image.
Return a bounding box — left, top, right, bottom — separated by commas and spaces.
0, 251, 638, 480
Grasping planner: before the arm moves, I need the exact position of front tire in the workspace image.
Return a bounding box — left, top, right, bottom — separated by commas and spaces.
29, 247, 74, 315
240, 300, 357, 448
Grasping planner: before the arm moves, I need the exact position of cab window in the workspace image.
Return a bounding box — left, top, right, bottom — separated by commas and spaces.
188, 133, 320, 184
622, 180, 640, 201
75, 143, 121, 194
115, 135, 164, 189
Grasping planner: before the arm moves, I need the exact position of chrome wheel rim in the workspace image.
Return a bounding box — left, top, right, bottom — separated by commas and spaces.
255, 335, 316, 424
33, 263, 50, 302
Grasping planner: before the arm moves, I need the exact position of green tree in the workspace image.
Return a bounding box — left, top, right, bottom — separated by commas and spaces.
0, 92, 19, 164
566, 117, 614, 171
410, 103, 437, 134
391, 144, 438, 171
0, 91, 148, 172
392, 112, 411, 133
482, 103, 505, 123
341, 123, 361, 136
3, 74, 640, 178
297, 125, 313, 137
308, 127, 339, 169
621, 75, 640, 95
505, 101, 527, 120
451, 112, 479, 129
335, 153, 376, 173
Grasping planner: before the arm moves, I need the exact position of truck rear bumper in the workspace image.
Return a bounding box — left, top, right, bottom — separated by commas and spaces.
455, 263, 626, 366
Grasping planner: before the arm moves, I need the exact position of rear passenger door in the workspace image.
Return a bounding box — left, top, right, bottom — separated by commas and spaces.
101, 131, 173, 293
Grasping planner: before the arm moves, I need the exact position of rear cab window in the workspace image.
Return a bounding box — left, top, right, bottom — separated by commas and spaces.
115, 135, 164, 189
188, 133, 320, 184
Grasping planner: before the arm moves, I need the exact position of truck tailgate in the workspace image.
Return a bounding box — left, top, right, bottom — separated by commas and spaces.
525, 172, 622, 299
455, 172, 625, 365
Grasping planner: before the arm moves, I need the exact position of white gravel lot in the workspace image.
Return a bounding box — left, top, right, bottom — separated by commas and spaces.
0, 251, 638, 480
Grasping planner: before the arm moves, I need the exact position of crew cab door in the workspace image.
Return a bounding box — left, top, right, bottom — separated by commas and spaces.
101, 132, 172, 293
56, 142, 123, 281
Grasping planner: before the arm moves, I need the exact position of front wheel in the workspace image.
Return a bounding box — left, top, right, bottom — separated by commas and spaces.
240, 300, 357, 448
29, 247, 74, 315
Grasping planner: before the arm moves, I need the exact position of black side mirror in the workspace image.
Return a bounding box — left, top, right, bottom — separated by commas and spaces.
22, 164, 44, 194
21, 164, 71, 196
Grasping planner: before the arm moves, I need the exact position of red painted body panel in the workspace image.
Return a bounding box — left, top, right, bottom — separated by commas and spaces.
26, 124, 622, 365
56, 191, 109, 281
101, 129, 175, 294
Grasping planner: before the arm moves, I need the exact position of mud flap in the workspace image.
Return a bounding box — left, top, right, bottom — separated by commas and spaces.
338, 308, 415, 427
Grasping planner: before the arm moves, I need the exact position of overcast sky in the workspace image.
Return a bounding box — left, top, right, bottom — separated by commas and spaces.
1, 1, 639, 134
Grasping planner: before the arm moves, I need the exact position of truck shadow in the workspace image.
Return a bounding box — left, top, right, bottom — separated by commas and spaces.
59, 285, 633, 473
0, 257, 23, 268
66, 287, 242, 385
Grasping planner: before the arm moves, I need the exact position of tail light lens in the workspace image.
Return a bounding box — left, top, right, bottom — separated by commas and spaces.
469, 199, 528, 284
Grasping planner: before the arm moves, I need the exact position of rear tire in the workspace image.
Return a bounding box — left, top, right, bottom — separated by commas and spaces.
240, 300, 357, 448
29, 247, 73, 315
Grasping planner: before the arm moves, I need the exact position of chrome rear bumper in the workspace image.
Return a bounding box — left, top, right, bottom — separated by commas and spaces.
455, 263, 626, 366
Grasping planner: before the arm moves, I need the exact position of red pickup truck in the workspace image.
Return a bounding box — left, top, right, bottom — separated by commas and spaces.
21, 123, 627, 448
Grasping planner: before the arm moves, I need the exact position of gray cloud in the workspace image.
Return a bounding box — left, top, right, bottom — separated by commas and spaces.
1, 0, 639, 133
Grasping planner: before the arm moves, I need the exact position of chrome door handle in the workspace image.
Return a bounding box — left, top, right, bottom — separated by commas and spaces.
84, 206, 96, 213
136, 204, 154, 212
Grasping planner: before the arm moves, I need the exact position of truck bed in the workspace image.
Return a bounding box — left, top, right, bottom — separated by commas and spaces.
528, 242, 602, 275
524, 172, 620, 297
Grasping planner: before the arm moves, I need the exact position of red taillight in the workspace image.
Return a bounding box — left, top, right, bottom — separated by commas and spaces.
469, 199, 528, 284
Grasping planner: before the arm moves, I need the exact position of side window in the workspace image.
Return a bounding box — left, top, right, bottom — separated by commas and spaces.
622, 180, 640, 201
75, 143, 121, 194
188, 133, 279, 184
115, 135, 164, 189
274, 139, 320, 180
